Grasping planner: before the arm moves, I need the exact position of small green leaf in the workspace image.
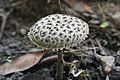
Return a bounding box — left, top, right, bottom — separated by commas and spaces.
100, 21, 109, 28
6, 59, 12, 63
7, 56, 12, 59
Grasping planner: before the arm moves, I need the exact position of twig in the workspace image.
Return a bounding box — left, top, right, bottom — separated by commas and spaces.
97, 0, 110, 20
90, 39, 97, 55
6, 48, 46, 54
98, 3, 105, 20
11, 0, 29, 7
95, 38, 106, 55
0, 9, 13, 40
62, 3, 86, 20
58, 0, 62, 13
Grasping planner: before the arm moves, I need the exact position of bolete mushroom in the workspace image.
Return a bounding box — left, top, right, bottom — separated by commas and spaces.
28, 14, 89, 80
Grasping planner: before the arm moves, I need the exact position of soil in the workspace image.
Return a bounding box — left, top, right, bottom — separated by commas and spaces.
0, 0, 120, 80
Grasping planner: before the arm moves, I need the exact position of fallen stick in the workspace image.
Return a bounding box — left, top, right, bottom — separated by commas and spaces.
0, 9, 13, 40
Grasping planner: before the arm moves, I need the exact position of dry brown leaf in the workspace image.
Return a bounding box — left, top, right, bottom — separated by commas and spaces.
96, 54, 115, 73
0, 51, 46, 75
97, 54, 115, 67
64, 0, 93, 13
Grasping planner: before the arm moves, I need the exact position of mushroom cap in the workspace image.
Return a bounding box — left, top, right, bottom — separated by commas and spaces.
28, 14, 89, 49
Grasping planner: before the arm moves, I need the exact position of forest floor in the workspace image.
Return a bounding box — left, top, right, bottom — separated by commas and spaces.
0, 0, 120, 80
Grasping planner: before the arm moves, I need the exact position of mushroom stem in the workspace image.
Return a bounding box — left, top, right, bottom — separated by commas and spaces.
56, 49, 63, 80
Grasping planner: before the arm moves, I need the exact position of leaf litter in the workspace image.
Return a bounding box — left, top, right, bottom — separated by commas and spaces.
0, 50, 46, 75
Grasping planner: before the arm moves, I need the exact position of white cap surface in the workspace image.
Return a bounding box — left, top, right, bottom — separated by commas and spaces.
28, 14, 89, 49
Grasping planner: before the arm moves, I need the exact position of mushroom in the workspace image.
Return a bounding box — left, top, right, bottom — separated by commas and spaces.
28, 14, 89, 80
